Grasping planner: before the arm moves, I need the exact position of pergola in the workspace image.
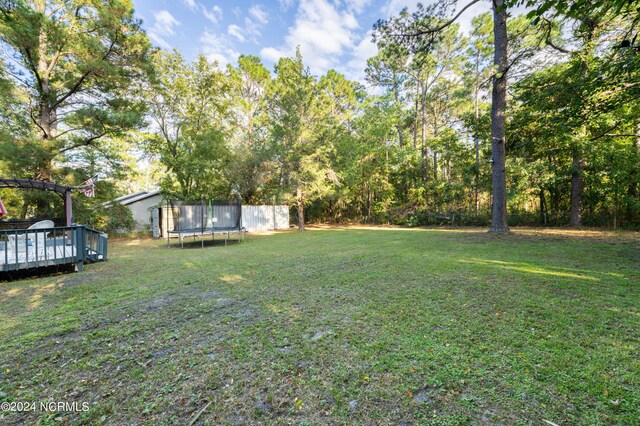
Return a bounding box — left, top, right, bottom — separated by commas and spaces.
0, 178, 75, 226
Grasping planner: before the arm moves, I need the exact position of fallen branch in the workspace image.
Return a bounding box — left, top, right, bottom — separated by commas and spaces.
188, 400, 212, 426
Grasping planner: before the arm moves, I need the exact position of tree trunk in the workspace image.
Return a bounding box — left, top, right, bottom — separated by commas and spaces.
366, 184, 371, 223
474, 54, 480, 213
613, 191, 618, 230
394, 84, 404, 147
296, 178, 305, 231
35, 104, 57, 181
626, 122, 640, 224
433, 152, 438, 180
413, 83, 419, 150
433, 124, 439, 181
488, 0, 509, 234
421, 83, 428, 184
569, 153, 584, 227
539, 188, 547, 224
397, 124, 404, 147
34, 22, 57, 182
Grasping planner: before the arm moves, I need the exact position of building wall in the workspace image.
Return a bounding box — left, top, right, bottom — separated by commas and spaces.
126, 194, 164, 230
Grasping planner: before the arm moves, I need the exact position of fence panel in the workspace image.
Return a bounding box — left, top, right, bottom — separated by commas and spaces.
154, 205, 289, 237
241, 205, 290, 232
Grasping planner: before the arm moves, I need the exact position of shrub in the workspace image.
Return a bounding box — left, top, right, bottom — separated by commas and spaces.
76, 202, 136, 233
103, 203, 136, 233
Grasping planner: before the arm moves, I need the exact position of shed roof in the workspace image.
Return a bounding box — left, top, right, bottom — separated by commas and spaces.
113, 191, 148, 203
117, 190, 162, 205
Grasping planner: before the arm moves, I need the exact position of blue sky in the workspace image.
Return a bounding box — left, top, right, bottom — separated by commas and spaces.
131, 0, 495, 82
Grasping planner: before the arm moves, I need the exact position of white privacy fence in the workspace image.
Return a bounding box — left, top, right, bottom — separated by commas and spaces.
242, 205, 290, 232
152, 205, 290, 238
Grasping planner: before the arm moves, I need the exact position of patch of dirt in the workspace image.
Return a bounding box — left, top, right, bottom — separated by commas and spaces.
193, 333, 228, 347
190, 290, 221, 298
254, 400, 273, 414
412, 388, 433, 406
150, 347, 174, 359
309, 329, 333, 341
60, 273, 101, 287
138, 296, 175, 312
126, 287, 227, 315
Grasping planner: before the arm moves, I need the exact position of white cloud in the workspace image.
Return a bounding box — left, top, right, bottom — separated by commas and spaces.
244, 17, 263, 41
380, 0, 415, 17
249, 5, 269, 24
183, 1, 224, 25
260, 0, 360, 75
153, 10, 180, 35
279, 0, 295, 10
260, 47, 283, 63
148, 10, 181, 49
202, 4, 223, 24
222, 6, 269, 45
200, 31, 240, 67
182, 0, 197, 11
345, 0, 372, 14
343, 30, 377, 82
227, 24, 245, 42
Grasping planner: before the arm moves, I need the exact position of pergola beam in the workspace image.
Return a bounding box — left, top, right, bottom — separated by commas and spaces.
0, 178, 74, 195
0, 178, 76, 226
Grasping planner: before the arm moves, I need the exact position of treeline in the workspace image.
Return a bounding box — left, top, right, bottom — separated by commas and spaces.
0, 0, 638, 231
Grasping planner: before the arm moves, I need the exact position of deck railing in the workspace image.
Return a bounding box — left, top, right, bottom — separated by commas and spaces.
0, 225, 108, 272
85, 227, 108, 262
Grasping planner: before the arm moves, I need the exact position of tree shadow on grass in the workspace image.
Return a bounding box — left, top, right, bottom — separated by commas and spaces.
459, 258, 604, 282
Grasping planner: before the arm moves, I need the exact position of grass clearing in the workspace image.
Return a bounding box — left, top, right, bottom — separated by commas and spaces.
0, 227, 638, 425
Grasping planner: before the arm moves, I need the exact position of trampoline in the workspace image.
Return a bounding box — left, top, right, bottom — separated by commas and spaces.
166, 199, 246, 248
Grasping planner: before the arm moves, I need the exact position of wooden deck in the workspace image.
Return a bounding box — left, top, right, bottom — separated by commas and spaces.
0, 245, 77, 270
0, 226, 107, 273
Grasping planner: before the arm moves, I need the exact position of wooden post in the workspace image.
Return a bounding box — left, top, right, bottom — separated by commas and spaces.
64, 189, 72, 226
74, 225, 85, 272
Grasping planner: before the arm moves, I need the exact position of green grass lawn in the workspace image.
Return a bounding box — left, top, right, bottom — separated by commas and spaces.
0, 227, 638, 425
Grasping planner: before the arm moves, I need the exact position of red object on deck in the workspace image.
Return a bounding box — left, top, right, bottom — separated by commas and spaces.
0, 197, 7, 217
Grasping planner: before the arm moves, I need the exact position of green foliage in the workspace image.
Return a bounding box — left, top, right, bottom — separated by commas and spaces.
0, 0, 151, 220
507, 0, 639, 23
0, 0, 637, 229
144, 51, 231, 200
103, 203, 136, 233
74, 201, 135, 233
266, 49, 343, 227
507, 4, 640, 227
0, 0, 151, 168
225, 55, 273, 203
